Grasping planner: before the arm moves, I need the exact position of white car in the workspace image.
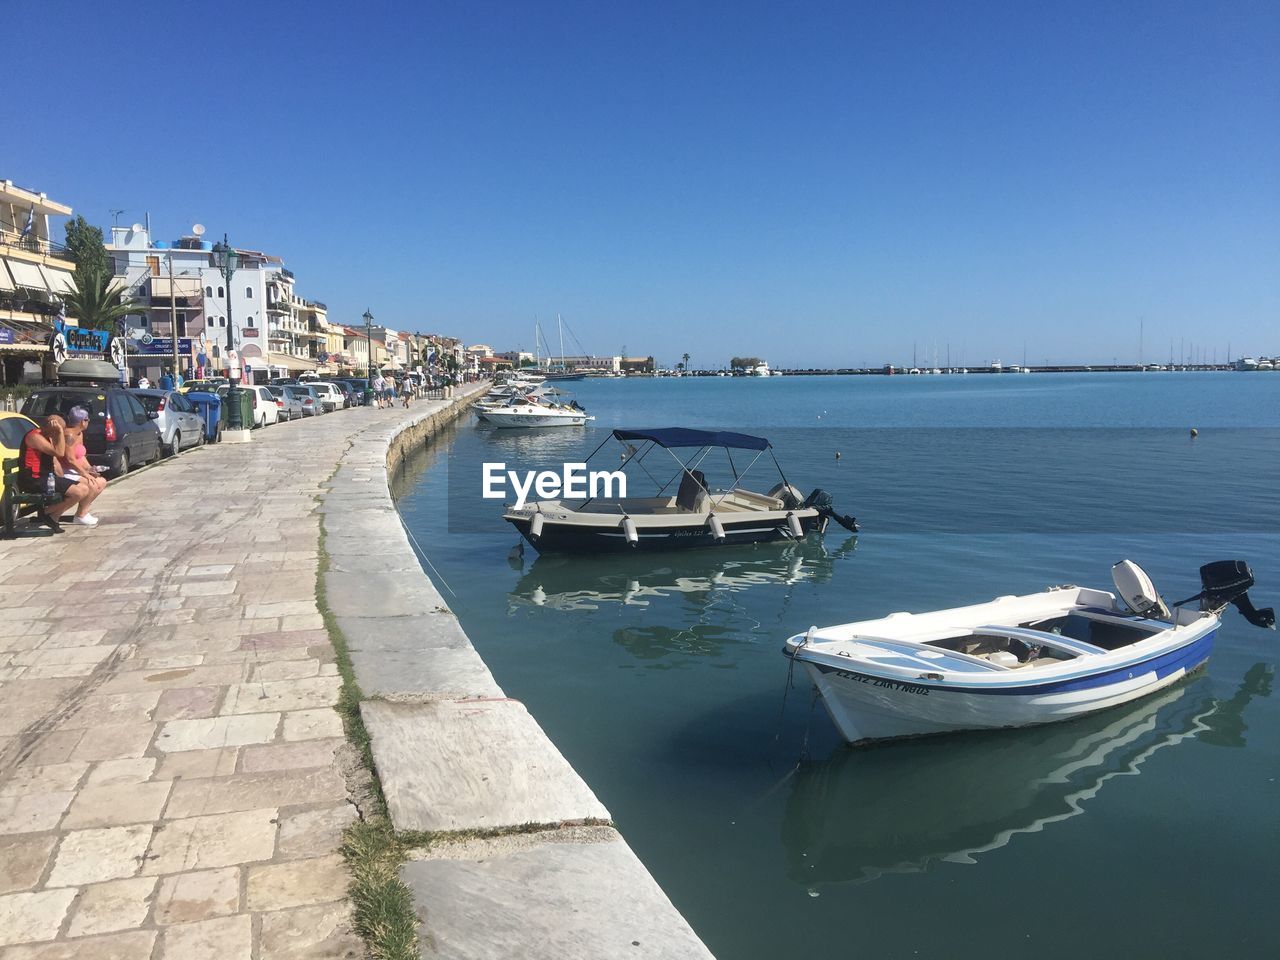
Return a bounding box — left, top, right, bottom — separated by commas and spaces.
311, 382, 345, 412
248, 386, 280, 428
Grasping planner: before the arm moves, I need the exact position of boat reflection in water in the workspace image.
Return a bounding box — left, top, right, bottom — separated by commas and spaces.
782, 663, 1272, 886
509, 537, 857, 612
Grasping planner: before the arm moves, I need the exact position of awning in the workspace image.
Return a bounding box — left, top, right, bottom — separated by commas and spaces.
4, 259, 49, 292
612, 428, 771, 451
0, 260, 13, 291
269, 352, 319, 373
149, 276, 202, 298
39, 265, 76, 296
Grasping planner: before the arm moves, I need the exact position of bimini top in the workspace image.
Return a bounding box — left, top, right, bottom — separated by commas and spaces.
612, 427, 770, 451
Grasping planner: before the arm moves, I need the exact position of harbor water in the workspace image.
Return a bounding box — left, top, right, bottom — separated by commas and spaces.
393, 373, 1280, 959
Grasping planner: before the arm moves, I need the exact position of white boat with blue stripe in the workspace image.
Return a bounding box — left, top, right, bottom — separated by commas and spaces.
784, 560, 1273, 745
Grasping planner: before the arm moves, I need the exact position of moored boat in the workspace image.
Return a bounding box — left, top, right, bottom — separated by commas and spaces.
783, 560, 1273, 745
504, 427, 858, 553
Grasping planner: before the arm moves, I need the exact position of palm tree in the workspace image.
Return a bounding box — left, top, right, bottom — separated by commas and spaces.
682, 352, 691, 372
61, 265, 143, 332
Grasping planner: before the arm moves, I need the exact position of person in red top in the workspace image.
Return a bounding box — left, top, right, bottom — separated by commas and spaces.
17, 415, 89, 532
57, 406, 105, 525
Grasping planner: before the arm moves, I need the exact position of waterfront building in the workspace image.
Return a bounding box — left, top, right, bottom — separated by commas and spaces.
110, 225, 291, 384
545, 353, 623, 374
0, 180, 75, 384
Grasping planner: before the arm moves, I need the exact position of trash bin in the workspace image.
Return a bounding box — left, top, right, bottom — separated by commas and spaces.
187, 391, 223, 442
222, 387, 254, 429
364, 389, 375, 406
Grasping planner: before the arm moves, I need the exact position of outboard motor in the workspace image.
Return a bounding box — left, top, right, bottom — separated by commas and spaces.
1194, 561, 1275, 629
802, 488, 859, 533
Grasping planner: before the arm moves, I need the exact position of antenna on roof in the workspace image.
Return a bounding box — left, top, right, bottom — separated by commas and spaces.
192, 223, 206, 236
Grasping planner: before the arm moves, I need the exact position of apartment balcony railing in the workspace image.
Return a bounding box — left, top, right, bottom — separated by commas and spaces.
0, 229, 69, 258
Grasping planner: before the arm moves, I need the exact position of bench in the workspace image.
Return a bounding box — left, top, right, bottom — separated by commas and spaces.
1, 457, 60, 539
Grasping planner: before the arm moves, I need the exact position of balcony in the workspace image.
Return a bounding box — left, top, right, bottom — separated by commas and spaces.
0, 229, 68, 258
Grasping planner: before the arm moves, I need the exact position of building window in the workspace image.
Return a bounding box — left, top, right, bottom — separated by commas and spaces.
208, 317, 215, 327
246, 316, 254, 328
146, 255, 160, 277
219, 317, 226, 327
205, 286, 213, 297
217, 286, 224, 298
246, 286, 253, 299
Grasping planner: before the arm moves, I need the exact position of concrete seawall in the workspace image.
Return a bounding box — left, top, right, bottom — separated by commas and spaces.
324, 387, 716, 959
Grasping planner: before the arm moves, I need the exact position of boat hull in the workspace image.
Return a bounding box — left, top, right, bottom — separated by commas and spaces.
481, 411, 590, 428
794, 627, 1217, 744
506, 511, 825, 553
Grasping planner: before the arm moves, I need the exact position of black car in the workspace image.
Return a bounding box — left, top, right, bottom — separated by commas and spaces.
23, 368, 163, 478
338, 378, 370, 405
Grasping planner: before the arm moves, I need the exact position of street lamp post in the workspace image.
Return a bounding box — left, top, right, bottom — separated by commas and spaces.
212, 236, 244, 430
363, 309, 375, 383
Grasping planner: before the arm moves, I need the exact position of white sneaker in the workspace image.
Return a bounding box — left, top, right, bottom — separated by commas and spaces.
73, 514, 99, 527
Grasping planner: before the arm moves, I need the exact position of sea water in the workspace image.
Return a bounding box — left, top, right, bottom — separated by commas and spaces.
393, 373, 1280, 959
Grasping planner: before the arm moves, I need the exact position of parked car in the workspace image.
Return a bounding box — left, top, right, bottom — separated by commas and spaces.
130, 389, 206, 457
247, 386, 280, 428
331, 382, 358, 408
0, 411, 39, 466
23, 376, 162, 478
311, 382, 345, 412
267, 385, 305, 421
180, 377, 227, 394
297, 385, 326, 416
341, 378, 371, 405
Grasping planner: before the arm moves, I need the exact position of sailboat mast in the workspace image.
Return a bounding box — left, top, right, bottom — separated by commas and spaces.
558, 314, 565, 368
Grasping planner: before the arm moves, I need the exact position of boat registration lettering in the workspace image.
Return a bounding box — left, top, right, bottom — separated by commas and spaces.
834, 669, 930, 696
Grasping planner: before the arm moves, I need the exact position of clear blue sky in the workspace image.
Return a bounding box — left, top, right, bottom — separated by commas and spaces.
9, 0, 1278, 366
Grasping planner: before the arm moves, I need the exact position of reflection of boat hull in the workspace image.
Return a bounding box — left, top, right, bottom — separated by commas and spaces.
507, 510, 825, 553
782, 675, 1245, 884
800, 629, 1215, 744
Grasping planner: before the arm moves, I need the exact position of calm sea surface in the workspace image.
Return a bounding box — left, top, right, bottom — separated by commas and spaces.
393, 373, 1280, 959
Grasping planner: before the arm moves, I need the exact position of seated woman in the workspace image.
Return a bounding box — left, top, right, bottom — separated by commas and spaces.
57, 406, 105, 525
17, 415, 90, 532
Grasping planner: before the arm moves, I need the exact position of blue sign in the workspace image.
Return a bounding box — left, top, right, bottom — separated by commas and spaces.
52, 318, 111, 355
131, 337, 195, 356
0, 328, 13, 344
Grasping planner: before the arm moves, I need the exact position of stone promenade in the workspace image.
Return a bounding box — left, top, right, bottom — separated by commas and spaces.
0, 395, 460, 959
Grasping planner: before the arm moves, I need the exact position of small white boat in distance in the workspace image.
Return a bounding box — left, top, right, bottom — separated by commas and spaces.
784, 560, 1273, 745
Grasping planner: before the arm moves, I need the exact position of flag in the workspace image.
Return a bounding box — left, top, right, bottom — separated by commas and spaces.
19, 204, 35, 239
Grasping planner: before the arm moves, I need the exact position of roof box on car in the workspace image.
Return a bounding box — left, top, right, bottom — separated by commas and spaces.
57, 359, 123, 385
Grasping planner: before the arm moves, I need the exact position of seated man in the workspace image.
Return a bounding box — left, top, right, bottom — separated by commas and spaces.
17, 415, 89, 532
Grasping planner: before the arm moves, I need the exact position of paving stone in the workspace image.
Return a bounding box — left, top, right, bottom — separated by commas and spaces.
153, 747, 238, 781
361, 700, 610, 833
160, 914, 252, 960
141, 808, 278, 874
20, 731, 83, 767
153, 866, 240, 925
164, 768, 347, 819
154, 713, 279, 753
251, 660, 320, 682
65, 876, 158, 937
238, 738, 341, 773
257, 901, 361, 960
153, 687, 222, 721
0, 834, 58, 894
68, 723, 156, 762
0, 763, 87, 797
275, 803, 357, 861
62, 780, 172, 829
401, 830, 716, 960
0, 928, 156, 959
280, 708, 343, 742
0, 889, 78, 946
84, 758, 156, 788
245, 854, 348, 911
219, 677, 340, 715
0, 792, 74, 835
47, 824, 153, 887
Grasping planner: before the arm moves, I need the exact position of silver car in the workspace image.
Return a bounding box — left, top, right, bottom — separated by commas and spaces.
267, 385, 306, 421
297, 385, 327, 416
130, 389, 205, 456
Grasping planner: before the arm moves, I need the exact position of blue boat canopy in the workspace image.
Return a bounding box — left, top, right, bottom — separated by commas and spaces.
612, 428, 771, 451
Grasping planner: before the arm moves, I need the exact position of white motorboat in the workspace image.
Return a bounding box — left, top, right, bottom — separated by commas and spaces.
479, 394, 593, 428
504, 428, 858, 553
783, 560, 1273, 745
